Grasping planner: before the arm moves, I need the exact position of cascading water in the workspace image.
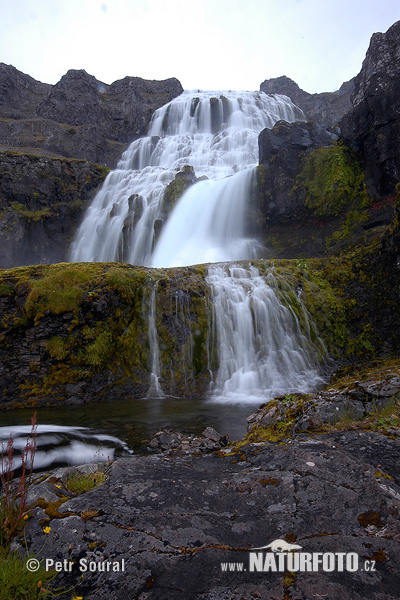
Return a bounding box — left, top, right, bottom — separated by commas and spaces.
206, 265, 327, 402
69, 90, 304, 265
146, 283, 164, 398
69, 89, 328, 401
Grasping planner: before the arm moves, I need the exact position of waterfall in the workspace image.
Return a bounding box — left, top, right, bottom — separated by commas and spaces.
146, 284, 164, 398
69, 90, 304, 265
69, 89, 329, 402
206, 265, 327, 402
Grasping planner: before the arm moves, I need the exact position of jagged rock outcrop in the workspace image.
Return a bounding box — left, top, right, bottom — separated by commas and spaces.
341, 20, 400, 197
0, 64, 183, 166
260, 75, 354, 127
0, 63, 51, 118
0, 151, 109, 267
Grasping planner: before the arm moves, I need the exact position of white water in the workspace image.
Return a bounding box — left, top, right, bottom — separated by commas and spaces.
0, 425, 132, 473
146, 284, 165, 398
70, 90, 304, 265
206, 265, 327, 402
69, 89, 328, 402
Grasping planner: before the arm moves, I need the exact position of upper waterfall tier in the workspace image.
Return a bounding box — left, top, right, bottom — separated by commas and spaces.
70, 90, 304, 266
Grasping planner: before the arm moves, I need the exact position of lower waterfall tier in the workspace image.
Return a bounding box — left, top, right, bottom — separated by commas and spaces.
0, 260, 349, 408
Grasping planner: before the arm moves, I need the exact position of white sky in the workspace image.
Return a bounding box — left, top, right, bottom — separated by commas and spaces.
1, 0, 399, 94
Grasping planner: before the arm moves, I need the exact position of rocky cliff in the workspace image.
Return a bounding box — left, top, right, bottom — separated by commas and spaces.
341, 20, 400, 198
260, 75, 354, 127
0, 151, 109, 267
254, 20, 400, 258
0, 64, 183, 167
0, 65, 183, 268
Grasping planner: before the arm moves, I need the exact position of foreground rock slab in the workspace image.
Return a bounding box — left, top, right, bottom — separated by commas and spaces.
23, 431, 400, 599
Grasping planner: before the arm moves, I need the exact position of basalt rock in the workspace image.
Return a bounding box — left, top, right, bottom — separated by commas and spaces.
0, 64, 183, 167
341, 20, 400, 197
21, 428, 400, 599
0, 151, 109, 267
260, 75, 354, 128
148, 427, 228, 453
246, 360, 400, 438
251, 120, 339, 254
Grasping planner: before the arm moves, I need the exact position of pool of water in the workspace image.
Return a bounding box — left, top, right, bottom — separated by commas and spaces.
0, 396, 260, 472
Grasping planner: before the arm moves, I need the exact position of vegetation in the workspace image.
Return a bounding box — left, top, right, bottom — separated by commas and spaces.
298, 142, 370, 218
0, 414, 69, 599
64, 468, 108, 495
0, 413, 37, 546
0, 546, 57, 600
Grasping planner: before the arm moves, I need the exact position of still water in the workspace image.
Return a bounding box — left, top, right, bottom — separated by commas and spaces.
0, 396, 258, 472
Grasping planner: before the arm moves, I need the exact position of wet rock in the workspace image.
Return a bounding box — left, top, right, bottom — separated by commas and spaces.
247, 361, 400, 439
253, 120, 339, 238
147, 427, 228, 454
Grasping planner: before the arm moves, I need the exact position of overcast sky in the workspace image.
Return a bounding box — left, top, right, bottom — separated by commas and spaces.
1, 0, 399, 94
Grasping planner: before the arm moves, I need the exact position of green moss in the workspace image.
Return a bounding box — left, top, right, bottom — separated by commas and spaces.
82, 326, 115, 368
0, 283, 14, 296
25, 265, 89, 323
283, 571, 297, 589
297, 142, 369, 218
162, 172, 194, 215
45, 336, 70, 360
10, 202, 53, 221
35, 497, 72, 519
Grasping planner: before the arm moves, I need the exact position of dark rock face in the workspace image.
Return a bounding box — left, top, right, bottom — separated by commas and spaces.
0, 63, 51, 119
252, 120, 338, 241
0, 151, 108, 267
341, 20, 400, 197
0, 64, 183, 166
258, 119, 338, 166
22, 431, 400, 599
260, 75, 354, 127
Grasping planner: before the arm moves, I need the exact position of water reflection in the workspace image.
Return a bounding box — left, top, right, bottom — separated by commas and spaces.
0, 396, 256, 472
